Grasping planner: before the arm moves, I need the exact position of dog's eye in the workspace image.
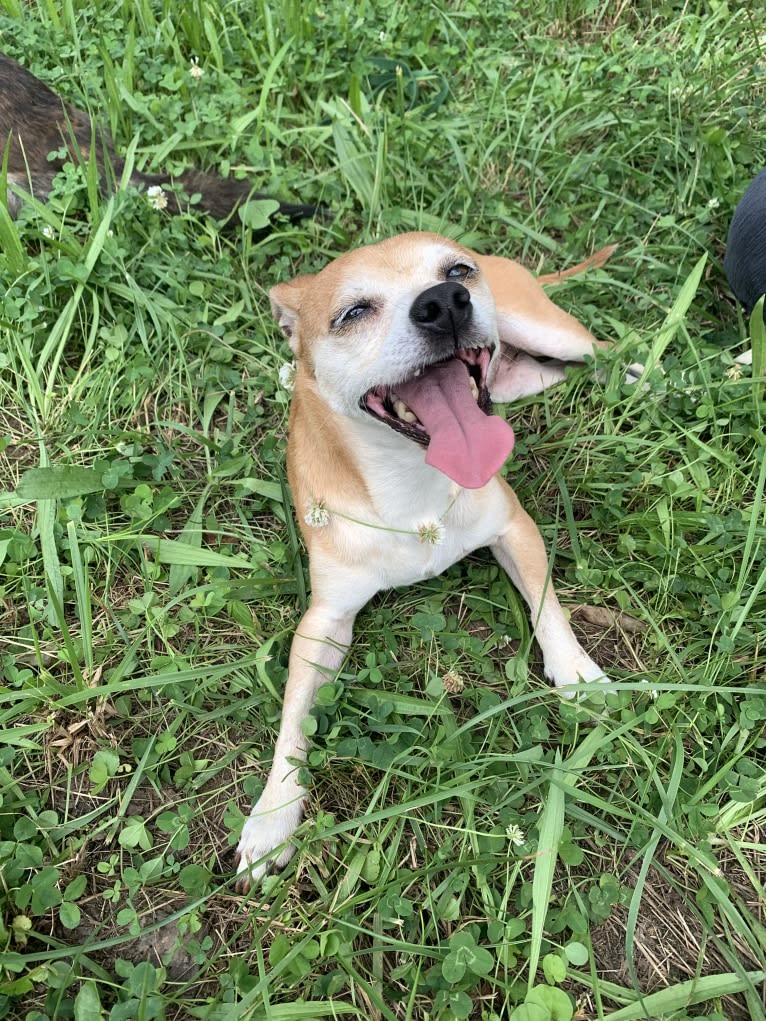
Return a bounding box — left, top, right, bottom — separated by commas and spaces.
445, 263, 475, 281
332, 303, 373, 329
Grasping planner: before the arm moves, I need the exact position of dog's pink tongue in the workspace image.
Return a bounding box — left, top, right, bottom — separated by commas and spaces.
396, 359, 514, 489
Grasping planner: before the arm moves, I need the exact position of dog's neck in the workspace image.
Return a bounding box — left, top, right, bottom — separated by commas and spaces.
345, 415, 461, 523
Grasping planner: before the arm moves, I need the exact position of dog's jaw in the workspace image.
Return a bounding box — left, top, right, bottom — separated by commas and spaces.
359, 344, 494, 446
358, 342, 514, 490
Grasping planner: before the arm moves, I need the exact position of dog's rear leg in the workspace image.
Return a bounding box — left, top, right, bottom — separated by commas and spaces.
236, 601, 359, 890
490, 486, 611, 691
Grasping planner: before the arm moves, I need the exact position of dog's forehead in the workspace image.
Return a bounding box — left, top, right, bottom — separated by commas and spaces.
316, 233, 474, 294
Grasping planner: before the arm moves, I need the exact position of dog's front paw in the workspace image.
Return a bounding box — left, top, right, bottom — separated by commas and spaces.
544, 650, 612, 695
235, 796, 304, 892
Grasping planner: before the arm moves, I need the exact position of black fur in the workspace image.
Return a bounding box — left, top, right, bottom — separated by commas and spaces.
0, 52, 316, 227
724, 168, 766, 319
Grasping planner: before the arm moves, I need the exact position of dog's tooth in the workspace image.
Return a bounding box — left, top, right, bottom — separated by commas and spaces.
469, 376, 479, 400
394, 399, 416, 423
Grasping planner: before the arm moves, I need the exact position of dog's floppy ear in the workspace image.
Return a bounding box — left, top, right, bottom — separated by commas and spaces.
269, 275, 313, 354
475, 253, 608, 402
476, 254, 601, 359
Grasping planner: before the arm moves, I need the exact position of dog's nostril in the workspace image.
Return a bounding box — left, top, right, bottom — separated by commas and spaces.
418, 300, 442, 324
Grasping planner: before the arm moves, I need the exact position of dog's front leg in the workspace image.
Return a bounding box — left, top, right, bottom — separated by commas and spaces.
491, 487, 611, 690
236, 603, 356, 888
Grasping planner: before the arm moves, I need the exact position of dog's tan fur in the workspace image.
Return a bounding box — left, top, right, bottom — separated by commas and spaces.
236, 232, 613, 886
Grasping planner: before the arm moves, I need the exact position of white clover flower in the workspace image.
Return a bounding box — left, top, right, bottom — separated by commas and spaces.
147, 185, 168, 211
724, 363, 743, 382
189, 57, 204, 80
304, 500, 330, 528
506, 823, 526, 847
278, 361, 296, 391
443, 670, 464, 694
41, 225, 55, 239
417, 520, 445, 546
707, 197, 720, 210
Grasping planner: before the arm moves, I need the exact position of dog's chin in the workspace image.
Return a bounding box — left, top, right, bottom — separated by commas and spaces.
359, 345, 494, 445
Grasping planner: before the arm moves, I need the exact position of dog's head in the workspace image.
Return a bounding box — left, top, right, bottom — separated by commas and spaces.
269, 233, 514, 489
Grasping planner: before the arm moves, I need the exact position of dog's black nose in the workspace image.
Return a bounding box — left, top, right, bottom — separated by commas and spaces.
410, 281, 472, 336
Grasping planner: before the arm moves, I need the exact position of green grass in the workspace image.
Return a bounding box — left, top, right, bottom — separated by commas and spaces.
1, 1, 765, 1019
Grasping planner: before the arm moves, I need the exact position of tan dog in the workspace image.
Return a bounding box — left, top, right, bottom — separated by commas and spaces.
236, 232, 614, 887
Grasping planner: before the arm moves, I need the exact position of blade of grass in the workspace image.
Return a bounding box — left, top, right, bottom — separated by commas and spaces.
36, 446, 64, 628
66, 520, 93, 673
602, 969, 766, 1020
0, 194, 26, 274
528, 725, 608, 990
34, 197, 114, 407
618, 252, 707, 420
527, 750, 565, 991
624, 730, 685, 1018
168, 488, 209, 595
750, 296, 766, 383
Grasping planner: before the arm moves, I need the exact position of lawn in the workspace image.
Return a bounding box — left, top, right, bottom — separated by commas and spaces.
0, 1, 764, 1019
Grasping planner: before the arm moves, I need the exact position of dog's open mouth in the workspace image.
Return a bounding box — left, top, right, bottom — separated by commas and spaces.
362, 347, 492, 442
360, 346, 515, 490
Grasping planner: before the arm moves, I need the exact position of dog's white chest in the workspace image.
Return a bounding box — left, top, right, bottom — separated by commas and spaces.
330, 473, 508, 590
